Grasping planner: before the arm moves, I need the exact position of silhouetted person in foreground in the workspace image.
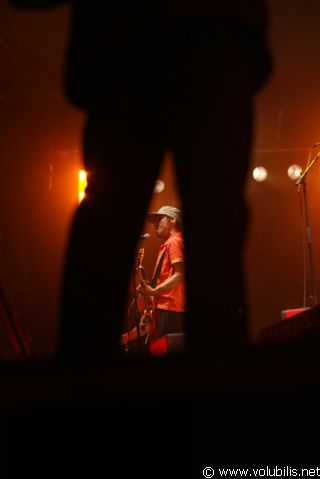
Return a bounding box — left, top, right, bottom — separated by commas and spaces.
10, 0, 272, 363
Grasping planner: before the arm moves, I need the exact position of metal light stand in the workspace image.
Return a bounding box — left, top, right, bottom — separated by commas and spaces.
295, 151, 320, 307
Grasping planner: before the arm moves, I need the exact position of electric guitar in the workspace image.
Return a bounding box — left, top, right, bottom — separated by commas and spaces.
136, 248, 156, 340
121, 248, 156, 349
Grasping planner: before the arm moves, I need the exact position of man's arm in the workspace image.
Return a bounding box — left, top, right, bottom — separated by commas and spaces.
139, 262, 184, 297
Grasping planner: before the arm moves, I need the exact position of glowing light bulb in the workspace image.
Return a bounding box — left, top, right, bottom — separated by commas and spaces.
154, 180, 165, 193
287, 164, 302, 181
253, 167, 268, 182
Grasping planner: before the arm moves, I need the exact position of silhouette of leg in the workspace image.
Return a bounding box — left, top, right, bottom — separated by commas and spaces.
172, 39, 254, 356
58, 86, 166, 363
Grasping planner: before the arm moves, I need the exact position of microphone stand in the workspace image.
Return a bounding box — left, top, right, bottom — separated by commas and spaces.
295, 151, 320, 307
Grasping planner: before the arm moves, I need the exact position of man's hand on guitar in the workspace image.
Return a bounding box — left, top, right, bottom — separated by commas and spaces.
137, 279, 156, 297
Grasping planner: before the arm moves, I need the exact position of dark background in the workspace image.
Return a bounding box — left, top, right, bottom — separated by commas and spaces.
1, 0, 320, 356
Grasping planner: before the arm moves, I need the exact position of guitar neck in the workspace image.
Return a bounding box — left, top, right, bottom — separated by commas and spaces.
138, 265, 147, 283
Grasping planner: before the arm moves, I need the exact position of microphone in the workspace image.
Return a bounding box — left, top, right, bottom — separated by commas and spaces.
140, 233, 151, 239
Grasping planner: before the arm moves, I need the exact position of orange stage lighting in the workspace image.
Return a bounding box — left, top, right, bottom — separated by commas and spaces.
78, 169, 87, 203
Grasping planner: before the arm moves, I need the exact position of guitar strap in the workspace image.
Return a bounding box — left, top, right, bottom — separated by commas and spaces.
150, 247, 167, 289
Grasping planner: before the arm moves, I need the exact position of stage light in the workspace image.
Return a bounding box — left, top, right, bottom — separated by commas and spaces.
78, 169, 87, 203
154, 179, 165, 193
287, 164, 302, 181
253, 166, 268, 182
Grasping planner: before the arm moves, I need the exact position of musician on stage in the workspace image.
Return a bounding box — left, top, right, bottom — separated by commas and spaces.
121, 206, 185, 349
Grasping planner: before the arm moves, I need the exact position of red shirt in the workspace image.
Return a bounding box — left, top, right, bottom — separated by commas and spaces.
153, 231, 185, 313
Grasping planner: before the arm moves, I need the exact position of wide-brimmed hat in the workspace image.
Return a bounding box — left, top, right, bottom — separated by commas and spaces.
147, 205, 182, 226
